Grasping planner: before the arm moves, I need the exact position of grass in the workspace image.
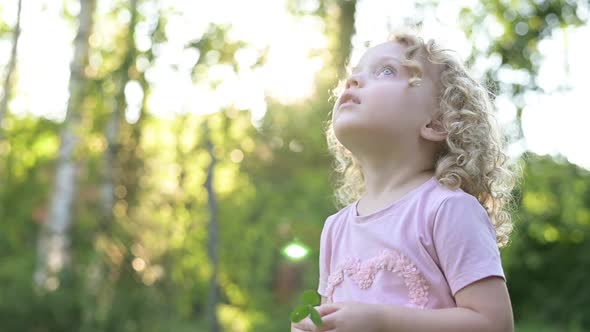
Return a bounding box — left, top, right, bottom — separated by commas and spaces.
516, 321, 585, 332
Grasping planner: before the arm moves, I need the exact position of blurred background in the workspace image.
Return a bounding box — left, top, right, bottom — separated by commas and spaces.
0, 0, 589, 331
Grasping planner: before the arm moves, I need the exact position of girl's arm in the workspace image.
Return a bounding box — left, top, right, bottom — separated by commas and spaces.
312, 277, 513, 332
376, 276, 513, 332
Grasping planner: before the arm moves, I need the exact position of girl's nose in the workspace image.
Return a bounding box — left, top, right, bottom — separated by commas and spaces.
345, 72, 364, 89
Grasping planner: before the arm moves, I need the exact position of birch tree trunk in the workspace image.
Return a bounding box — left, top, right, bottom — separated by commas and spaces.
0, 0, 22, 135
34, 0, 96, 290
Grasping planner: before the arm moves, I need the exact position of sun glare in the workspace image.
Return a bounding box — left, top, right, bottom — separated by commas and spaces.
2, 0, 589, 169
282, 242, 309, 261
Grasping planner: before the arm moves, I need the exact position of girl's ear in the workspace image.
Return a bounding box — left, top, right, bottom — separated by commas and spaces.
421, 119, 447, 142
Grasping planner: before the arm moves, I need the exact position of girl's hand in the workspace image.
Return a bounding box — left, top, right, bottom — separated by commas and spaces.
295, 302, 384, 332
291, 318, 314, 331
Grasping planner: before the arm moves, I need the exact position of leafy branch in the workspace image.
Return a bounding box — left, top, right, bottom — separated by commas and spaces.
291, 290, 323, 327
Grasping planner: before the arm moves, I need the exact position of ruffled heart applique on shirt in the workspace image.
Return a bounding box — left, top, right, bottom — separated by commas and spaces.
325, 249, 429, 308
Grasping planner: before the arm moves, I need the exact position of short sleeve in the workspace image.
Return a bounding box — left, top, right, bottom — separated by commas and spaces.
317, 216, 334, 297
433, 194, 505, 296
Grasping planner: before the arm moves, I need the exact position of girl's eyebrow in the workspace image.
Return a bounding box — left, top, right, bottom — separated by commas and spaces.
376, 56, 423, 73
375, 55, 403, 65
351, 55, 419, 74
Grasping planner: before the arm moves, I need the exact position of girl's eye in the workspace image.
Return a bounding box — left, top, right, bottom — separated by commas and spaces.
379, 66, 396, 76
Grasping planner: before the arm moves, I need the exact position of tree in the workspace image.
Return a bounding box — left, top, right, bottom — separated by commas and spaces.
458, 0, 585, 140
503, 153, 590, 328
203, 120, 220, 332
456, 1, 589, 328
0, 0, 21, 136
35, 0, 97, 291
0, 0, 22, 231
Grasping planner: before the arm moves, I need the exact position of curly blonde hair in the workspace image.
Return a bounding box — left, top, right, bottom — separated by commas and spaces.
325, 32, 519, 247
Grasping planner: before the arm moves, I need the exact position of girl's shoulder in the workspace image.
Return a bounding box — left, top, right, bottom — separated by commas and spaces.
428, 181, 493, 232
428, 178, 480, 209
322, 203, 354, 227
418, 178, 489, 227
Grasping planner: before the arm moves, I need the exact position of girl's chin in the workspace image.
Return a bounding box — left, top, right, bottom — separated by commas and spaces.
334, 123, 399, 149
334, 125, 377, 146
333, 119, 372, 136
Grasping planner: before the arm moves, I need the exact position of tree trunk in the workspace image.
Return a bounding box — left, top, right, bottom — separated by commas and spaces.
204, 119, 220, 332
0, 0, 22, 135
0, 0, 23, 230
101, 0, 139, 231
335, 0, 356, 77
79, 0, 140, 327
34, 0, 96, 291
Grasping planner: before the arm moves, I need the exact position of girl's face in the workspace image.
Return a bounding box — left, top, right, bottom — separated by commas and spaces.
332, 41, 440, 153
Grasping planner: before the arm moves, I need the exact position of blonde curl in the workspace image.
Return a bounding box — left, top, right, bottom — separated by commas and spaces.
325, 31, 520, 247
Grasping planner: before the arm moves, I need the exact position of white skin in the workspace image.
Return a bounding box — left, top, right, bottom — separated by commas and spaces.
292, 41, 513, 332
331, 41, 446, 216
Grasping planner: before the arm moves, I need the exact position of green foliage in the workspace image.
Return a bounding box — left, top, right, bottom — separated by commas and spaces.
0, 0, 589, 331
460, 0, 584, 75
457, 0, 587, 138
303, 289, 320, 305
291, 305, 310, 323
502, 153, 590, 329
291, 290, 323, 326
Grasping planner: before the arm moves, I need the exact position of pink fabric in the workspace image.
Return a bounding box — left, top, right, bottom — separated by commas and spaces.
317, 177, 505, 309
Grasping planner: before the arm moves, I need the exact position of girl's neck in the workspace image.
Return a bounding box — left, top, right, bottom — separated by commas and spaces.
356, 155, 435, 216
363, 167, 434, 198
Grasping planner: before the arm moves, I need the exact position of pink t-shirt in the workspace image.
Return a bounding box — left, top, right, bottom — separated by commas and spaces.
317, 176, 504, 309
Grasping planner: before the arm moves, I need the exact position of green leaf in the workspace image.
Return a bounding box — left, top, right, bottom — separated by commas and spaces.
290, 305, 310, 323
302, 290, 320, 305
309, 307, 323, 326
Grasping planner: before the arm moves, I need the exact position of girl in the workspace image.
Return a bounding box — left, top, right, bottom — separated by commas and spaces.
292, 31, 517, 332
